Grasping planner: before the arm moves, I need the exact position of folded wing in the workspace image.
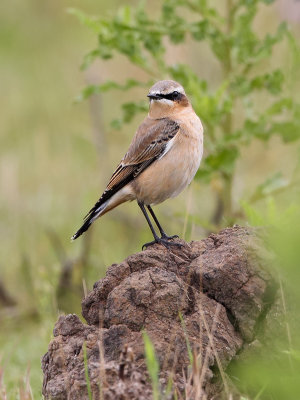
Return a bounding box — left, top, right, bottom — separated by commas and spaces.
71, 117, 179, 240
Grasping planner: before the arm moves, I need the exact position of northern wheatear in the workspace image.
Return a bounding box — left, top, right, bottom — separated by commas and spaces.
72, 80, 203, 248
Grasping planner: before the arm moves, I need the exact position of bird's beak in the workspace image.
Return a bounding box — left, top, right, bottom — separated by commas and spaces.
147, 93, 161, 100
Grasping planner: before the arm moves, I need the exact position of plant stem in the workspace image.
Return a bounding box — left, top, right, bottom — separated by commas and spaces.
221, 0, 234, 223
222, 173, 233, 221
212, 0, 236, 227
224, 0, 233, 78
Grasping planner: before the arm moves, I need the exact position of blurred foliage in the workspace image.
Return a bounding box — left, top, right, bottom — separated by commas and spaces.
230, 191, 300, 400
231, 155, 300, 399
71, 0, 300, 227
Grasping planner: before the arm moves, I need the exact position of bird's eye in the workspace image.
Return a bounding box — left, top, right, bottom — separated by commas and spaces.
172, 91, 179, 98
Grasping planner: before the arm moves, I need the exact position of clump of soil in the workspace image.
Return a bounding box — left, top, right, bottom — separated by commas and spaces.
42, 226, 277, 399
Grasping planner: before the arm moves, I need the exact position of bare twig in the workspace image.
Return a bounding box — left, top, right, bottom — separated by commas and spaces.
0, 280, 17, 308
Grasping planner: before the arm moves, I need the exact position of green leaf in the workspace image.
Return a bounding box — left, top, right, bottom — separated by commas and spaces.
143, 331, 160, 400
265, 98, 293, 116
119, 5, 132, 25
206, 146, 239, 173
232, 70, 284, 95
81, 49, 104, 70
196, 146, 239, 182
191, 20, 209, 41
272, 121, 300, 143
111, 100, 149, 129
75, 79, 153, 102
67, 8, 101, 33
241, 201, 266, 226
250, 172, 289, 202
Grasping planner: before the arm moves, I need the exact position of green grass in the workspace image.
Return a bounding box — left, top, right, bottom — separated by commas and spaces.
143, 331, 160, 400
0, 318, 56, 398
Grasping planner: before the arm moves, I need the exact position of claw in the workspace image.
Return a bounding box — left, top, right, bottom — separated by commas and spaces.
161, 234, 179, 240
142, 236, 182, 250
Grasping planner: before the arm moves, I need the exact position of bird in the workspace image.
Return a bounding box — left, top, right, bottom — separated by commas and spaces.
71, 80, 203, 249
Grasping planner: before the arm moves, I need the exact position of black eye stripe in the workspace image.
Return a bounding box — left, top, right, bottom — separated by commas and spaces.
160, 91, 182, 101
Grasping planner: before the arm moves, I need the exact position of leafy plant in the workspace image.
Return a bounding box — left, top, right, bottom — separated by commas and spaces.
70, 0, 300, 228
231, 196, 300, 400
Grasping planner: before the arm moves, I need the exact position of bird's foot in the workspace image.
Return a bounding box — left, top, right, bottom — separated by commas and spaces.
142, 236, 182, 250
161, 233, 179, 240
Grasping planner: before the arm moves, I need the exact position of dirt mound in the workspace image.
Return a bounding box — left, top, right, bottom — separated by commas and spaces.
42, 226, 277, 399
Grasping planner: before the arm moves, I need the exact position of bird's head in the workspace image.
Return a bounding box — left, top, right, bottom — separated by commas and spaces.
147, 80, 190, 118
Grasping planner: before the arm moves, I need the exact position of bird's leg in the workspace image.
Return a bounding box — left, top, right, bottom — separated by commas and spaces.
147, 205, 179, 240
138, 202, 181, 250
138, 202, 160, 243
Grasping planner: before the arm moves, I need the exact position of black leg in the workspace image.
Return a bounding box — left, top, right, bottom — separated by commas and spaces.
138, 202, 159, 243
147, 205, 179, 240
138, 202, 182, 250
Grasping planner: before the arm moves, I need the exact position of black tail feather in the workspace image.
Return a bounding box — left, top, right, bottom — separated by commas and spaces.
71, 198, 108, 241
71, 218, 93, 241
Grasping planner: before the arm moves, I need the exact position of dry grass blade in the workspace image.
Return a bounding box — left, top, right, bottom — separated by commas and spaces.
184, 303, 222, 400
199, 304, 230, 398
82, 278, 88, 299
182, 186, 193, 240
83, 342, 92, 400
187, 304, 221, 400
279, 277, 293, 370
98, 323, 106, 400
0, 364, 7, 400
19, 365, 33, 400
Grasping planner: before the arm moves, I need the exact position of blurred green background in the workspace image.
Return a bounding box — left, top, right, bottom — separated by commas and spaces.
0, 0, 299, 398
